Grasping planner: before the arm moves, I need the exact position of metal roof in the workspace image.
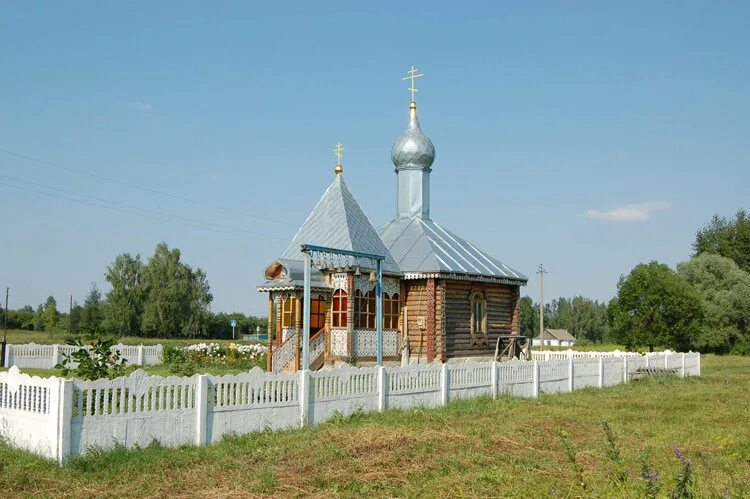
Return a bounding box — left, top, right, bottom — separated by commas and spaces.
378, 216, 527, 284
278, 175, 400, 274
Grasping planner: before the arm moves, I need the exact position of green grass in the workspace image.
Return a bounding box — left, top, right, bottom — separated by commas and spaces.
1, 356, 748, 498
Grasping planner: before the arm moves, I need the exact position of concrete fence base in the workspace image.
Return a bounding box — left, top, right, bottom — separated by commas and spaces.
0, 351, 701, 464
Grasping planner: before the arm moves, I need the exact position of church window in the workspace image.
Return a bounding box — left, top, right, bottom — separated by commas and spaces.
281, 296, 297, 328
355, 290, 376, 329
384, 293, 400, 329
332, 289, 348, 328
310, 295, 327, 333
470, 292, 486, 337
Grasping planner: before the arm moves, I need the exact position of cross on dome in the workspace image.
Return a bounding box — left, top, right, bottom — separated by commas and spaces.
402, 65, 424, 103
333, 142, 344, 175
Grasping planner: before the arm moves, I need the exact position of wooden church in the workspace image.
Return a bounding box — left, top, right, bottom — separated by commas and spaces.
259, 70, 527, 372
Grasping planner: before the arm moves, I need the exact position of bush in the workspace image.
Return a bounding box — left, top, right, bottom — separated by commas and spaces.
55, 337, 128, 380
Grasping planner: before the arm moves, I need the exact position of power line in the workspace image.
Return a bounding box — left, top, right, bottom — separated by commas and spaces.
0, 146, 294, 227
0, 178, 289, 242
0, 171, 287, 242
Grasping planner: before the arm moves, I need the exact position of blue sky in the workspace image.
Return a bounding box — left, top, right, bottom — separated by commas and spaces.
1, 1, 748, 315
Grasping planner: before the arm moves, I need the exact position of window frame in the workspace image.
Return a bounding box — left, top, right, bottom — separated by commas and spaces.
281, 295, 297, 328
331, 289, 348, 328
470, 291, 487, 338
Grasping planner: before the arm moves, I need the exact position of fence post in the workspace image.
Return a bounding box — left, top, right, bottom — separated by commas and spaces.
532, 360, 540, 398
568, 358, 574, 392
680, 353, 686, 378
3, 344, 9, 368
51, 344, 59, 368
55, 378, 73, 464
377, 366, 386, 412
598, 357, 604, 389
137, 345, 145, 366
697, 353, 701, 376
645, 354, 650, 369
664, 353, 669, 370
491, 360, 498, 399
623, 356, 628, 384
440, 363, 449, 406
195, 375, 208, 445
299, 369, 310, 427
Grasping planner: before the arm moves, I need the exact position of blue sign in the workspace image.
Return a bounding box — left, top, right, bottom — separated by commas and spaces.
230, 320, 237, 328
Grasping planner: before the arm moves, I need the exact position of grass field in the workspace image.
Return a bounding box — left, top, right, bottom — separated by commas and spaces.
1, 355, 748, 498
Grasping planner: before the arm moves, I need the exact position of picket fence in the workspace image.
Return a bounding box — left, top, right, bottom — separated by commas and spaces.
4, 343, 163, 369
0, 351, 700, 464
530, 349, 674, 361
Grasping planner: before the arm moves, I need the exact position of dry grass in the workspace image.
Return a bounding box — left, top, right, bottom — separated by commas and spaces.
1, 356, 749, 498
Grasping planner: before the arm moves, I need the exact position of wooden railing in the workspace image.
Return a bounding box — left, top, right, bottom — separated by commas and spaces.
271, 331, 298, 374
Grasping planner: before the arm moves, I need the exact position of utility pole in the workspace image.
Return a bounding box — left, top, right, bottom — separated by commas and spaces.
69, 295, 73, 336
537, 265, 547, 350
2, 287, 8, 367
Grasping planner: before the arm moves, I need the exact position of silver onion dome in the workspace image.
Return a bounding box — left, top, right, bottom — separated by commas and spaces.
391, 102, 435, 171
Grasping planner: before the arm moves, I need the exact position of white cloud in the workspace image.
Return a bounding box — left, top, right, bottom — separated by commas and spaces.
128, 101, 153, 112
584, 201, 671, 222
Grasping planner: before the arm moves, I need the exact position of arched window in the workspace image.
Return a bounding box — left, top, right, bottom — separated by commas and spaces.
281, 296, 297, 328
310, 295, 327, 333
384, 293, 400, 329
331, 289, 348, 328
470, 292, 486, 338
355, 290, 376, 329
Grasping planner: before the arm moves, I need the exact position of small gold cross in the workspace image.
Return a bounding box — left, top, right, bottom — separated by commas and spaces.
333, 142, 344, 165
402, 65, 424, 102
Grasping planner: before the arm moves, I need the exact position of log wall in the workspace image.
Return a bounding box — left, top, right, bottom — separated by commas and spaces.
443, 280, 521, 358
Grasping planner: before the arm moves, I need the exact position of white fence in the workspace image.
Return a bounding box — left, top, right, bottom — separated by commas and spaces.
4, 343, 163, 369
0, 351, 700, 464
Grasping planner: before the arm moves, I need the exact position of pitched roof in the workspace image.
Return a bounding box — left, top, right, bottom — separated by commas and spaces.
377, 216, 527, 283
278, 175, 400, 274
534, 329, 576, 341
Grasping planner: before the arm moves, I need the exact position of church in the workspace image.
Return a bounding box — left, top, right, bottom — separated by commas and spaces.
259, 69, 528, 373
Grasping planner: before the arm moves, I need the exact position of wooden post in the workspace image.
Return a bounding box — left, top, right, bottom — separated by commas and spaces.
598, 356, 604, 388
295, 292, 302, 371
267, 294, 274, 372
532, 360, 540, 398
426, 278, 436, 362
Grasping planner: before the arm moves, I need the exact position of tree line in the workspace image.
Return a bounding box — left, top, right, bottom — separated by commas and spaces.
609, 209, 749, 353
2, 242, 267, 339
521, 209, 749, 354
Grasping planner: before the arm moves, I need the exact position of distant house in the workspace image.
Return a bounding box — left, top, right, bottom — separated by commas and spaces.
532, 329, 576, 347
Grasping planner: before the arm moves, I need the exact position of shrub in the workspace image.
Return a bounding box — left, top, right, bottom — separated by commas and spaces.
55, 337, 128, 380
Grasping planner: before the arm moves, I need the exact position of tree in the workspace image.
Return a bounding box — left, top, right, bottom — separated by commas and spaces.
33, 303, 45, 331
80, 283, 104, 335
519, 296, 538, 339
141, 243, 213, 337
105, 253, 145, 336
42, 296, 58, 331
608, 261, 704, 351
693, 209, 750, 273
68, 302, 83, 334
677, 254, 750, 353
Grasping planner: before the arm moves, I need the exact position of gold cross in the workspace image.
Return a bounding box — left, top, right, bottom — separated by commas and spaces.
333, 142, 344, 165
402, 65, 424, 102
